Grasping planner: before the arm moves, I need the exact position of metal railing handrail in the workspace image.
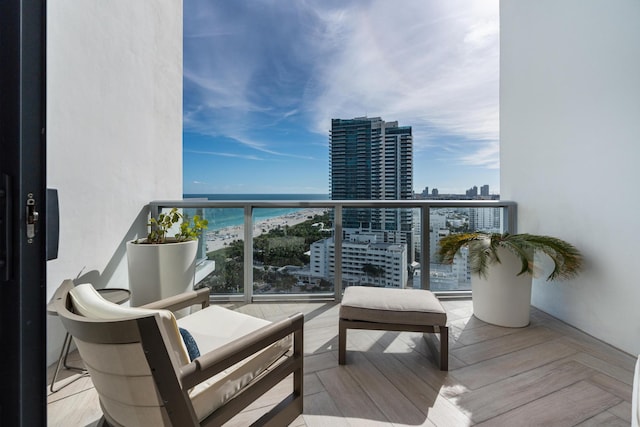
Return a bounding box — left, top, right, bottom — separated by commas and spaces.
151, 199, 514, 209
149, 199, 517, 302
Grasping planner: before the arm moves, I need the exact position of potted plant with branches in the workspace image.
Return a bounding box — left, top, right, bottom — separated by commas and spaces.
127, 208, 208, 306
438, 232, 583, 327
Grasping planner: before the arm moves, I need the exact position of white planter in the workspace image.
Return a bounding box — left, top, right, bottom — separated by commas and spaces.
633, 355, 639, 427
471, 247, 532, 327
126, 239, 198, 307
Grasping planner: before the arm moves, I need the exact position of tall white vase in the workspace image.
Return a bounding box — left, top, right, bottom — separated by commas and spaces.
126, 239, 198, 307
471, 247, 532, 327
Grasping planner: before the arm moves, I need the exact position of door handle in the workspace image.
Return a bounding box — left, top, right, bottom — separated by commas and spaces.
26, 193, 38, 241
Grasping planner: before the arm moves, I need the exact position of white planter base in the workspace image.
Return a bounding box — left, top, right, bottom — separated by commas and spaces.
471, 247, 532, 328
126, 239, 198, 307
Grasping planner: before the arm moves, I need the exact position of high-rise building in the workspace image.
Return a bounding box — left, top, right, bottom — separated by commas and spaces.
330, 117, 413, 242
323, 116, 413, 288
480, 184, 490, 197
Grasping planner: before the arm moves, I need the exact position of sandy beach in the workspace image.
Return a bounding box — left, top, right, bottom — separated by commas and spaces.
205, 208, 327, 253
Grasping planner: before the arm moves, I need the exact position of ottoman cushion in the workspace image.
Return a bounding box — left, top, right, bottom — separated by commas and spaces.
340, 287, 446, 326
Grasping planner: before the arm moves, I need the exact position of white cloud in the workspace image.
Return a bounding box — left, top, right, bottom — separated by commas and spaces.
183, 0, 499, 168
306, 0, 499, 158
185, 149, 264, 161
460, 141, 500, 169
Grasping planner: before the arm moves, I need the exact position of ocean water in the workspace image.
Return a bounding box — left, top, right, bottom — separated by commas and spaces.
183, 194, 329, 232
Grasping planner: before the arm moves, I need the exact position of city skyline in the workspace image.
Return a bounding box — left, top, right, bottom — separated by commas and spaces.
183, 1, 499, 195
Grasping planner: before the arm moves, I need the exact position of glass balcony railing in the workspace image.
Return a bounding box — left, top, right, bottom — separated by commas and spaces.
149, 199, 516, 301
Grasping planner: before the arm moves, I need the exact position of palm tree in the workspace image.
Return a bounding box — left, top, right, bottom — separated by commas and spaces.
438, 232, 583, 281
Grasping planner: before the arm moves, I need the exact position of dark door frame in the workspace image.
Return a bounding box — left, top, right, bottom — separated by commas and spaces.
0, 0, 47, 425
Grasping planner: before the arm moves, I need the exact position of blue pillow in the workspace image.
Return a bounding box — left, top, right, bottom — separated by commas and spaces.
179, 327, 200, 361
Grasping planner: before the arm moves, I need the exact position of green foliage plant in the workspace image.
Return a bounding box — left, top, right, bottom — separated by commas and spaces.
136, 207, 208, 244
438, 232, 583, 281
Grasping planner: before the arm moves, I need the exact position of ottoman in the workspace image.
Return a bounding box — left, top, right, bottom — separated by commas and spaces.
339, 286, 448, 370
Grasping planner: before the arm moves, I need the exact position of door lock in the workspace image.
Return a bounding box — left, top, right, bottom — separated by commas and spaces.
26, 193, 38, 242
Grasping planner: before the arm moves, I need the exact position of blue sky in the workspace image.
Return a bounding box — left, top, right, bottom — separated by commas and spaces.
183, 0, 499, 195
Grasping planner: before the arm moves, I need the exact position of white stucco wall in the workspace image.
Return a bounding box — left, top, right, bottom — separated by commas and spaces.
501, 0, 640, 355
46, 1, 183, 364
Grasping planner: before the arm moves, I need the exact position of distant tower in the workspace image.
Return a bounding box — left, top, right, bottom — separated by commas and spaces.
480, 184, 490, 197
330, 116, 413, 253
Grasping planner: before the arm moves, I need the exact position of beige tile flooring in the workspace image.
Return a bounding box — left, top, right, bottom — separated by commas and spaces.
47, 299, 636, 426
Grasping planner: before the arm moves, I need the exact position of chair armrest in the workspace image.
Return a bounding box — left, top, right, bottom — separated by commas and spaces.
179, 312, 304, 389
49, 279, 75, 314
140, 287, 210, 312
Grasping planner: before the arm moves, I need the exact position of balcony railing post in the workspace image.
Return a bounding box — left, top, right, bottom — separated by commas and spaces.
149, 203, 160, 237
244, 205, 253, 303
149, 203, 159, 221
421, 205, 430, 290
334, 205, 343, 301
505, 203, 517, 234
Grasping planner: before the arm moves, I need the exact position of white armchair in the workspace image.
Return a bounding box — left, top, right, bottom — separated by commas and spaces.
52, 280, 303, 426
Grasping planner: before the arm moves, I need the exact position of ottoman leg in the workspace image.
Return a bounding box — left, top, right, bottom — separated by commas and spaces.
339, 319, 347, 365
439, 326, 448, 371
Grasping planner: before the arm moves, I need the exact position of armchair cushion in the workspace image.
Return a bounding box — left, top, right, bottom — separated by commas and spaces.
177, 306, 292, 420
70, 284, 191, 366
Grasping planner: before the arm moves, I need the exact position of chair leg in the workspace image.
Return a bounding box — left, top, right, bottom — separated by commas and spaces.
50, 333, 87, 393
338, 319, 347, 365
439, 326, 448, 371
